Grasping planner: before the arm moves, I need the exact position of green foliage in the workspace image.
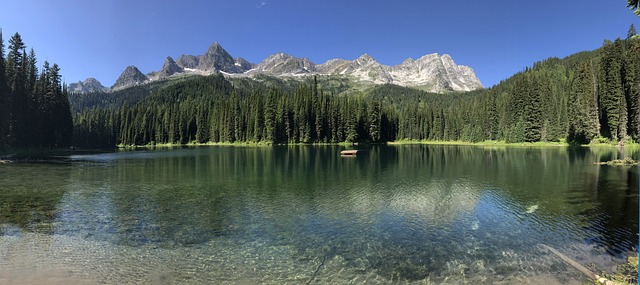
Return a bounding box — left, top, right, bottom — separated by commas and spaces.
628, 24, 638, 39
568, 61, 599, 143
590, 251, 638, 285
70, 37, 640, 147
0, 32, 73, 151
72, 75, 398, 147
0, 30, 6, 151
629, 0, 640, 16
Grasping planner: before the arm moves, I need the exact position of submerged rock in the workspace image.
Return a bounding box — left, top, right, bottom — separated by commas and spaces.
525, 205, 539, 214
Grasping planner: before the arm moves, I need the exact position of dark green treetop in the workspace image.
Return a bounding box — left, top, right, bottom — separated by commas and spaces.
628, 24, 637, 39
630, 0, 639, 15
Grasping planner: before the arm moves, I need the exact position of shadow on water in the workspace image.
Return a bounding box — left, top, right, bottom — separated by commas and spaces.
0, 164, 72, 235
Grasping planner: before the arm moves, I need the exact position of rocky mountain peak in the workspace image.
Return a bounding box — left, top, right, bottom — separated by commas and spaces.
74, 41, 483, 94
198, 42, 239, 72
355, 54, 376, 65
253, 53, 316, 75
206, 42, 224, 54
164, 56, 176, 65
68, 77, 107, 93
235, 57, 254, 71
266, 52, 292, 61
112, 66, 148, 90
148, 56, 184, 80
162, 56, 183, 74
401, 58, 415, 65
387, 53, 483, 92
176, 54, 199, 69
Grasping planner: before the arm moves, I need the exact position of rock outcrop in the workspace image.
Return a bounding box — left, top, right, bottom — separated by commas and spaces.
68, 78, 107, 93
76, 42, 483, 93
317, 53, 482, 92
251, 52, 316, 75
112, 66, 148, 90
148, 56, 184, 80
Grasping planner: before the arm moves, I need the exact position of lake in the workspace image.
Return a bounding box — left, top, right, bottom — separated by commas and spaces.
0, 145, 638, 284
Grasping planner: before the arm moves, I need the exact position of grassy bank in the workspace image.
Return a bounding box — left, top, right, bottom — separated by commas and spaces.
114, 139, 640, 149
388, 139, 640, 149
117, 141, 274, 149
116, 140, 364, 149
388, 140, 569, 147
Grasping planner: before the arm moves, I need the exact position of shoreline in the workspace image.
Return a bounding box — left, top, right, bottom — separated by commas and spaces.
1, 140, 636, 161
118, 139, 640, 149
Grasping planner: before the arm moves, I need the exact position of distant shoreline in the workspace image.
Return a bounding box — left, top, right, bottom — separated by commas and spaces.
115, 139, 640, 149
388, 140, 640, 148
1, 139, 636, 161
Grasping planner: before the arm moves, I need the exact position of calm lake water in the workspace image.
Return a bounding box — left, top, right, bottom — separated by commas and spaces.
0, 145, 638, 284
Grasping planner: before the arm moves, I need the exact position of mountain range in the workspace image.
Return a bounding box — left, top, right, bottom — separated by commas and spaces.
69, 42, 483, 93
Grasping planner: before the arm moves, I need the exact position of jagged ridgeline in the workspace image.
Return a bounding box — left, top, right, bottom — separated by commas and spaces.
70, 36, 640, 147
71, 41, 484, 93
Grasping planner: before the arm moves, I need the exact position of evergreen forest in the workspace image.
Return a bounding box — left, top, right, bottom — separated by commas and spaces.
71, 34, 640, 148
1, 30, 640, 150
0, 31, 73, 151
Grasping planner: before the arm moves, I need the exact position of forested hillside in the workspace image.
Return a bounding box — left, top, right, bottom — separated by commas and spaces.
0, 32, 73, 151
71, 35, 640, 147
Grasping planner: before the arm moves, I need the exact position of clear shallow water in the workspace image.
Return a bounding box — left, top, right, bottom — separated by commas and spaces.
0, 145, 638, 284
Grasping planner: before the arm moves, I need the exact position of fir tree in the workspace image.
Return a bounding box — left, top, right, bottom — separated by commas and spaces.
524, 75, 542, 142
600, 39, 626, 140
368, 100, 381, 142
568, 62, 598, 143
629, 0, 639, 15
628, 24, 637, 39
6, 33, 27, 146
0, 30, 5, 150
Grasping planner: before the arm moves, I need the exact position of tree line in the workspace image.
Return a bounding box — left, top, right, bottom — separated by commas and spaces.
0, 31, 73, 151
71, 33, 640, 147
72, 75, 397, 147
377, 31, 640, 144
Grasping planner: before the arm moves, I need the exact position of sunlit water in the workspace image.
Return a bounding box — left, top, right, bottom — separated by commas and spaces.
0, 145, 638, 284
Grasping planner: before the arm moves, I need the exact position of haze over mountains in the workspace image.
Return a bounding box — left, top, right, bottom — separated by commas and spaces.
70, 42, 483, 93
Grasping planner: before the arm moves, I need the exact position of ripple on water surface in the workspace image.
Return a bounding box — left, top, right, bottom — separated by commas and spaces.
1, 145, 637, 284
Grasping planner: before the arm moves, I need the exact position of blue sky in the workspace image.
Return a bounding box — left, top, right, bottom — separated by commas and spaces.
1, 0, 639, 88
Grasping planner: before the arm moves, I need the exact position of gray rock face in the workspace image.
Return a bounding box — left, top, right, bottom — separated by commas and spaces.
112, 66, 148, 90
251, 53, 316, 75
235, 57, 254, 71
318, 53, 483, 92
74, 41, 483, 93
317, 53, 393, 84
197, 42, 243, 73
176, 55, 199, 69
149, 56, 184, 80
68, 77, 107, 93
386, 53, 483, 92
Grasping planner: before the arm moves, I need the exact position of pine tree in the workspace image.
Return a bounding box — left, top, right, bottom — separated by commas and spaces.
524, 75, 542, 142
6, 33, 27, 146
628, 24, 638, 40
368, 100, 381, 142
600, 39, 626, 140
626, 39, 640, 138
345, 99, 358, 143
264, 89, 277, 142
57, 85, 73, 147
629, 0, 639, 16
0, 30, 6, 150
568, 62, 599, 143
26, 49, 37, 94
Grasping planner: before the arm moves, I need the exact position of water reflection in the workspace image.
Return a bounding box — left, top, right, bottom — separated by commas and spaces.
0, 145, 638, 283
